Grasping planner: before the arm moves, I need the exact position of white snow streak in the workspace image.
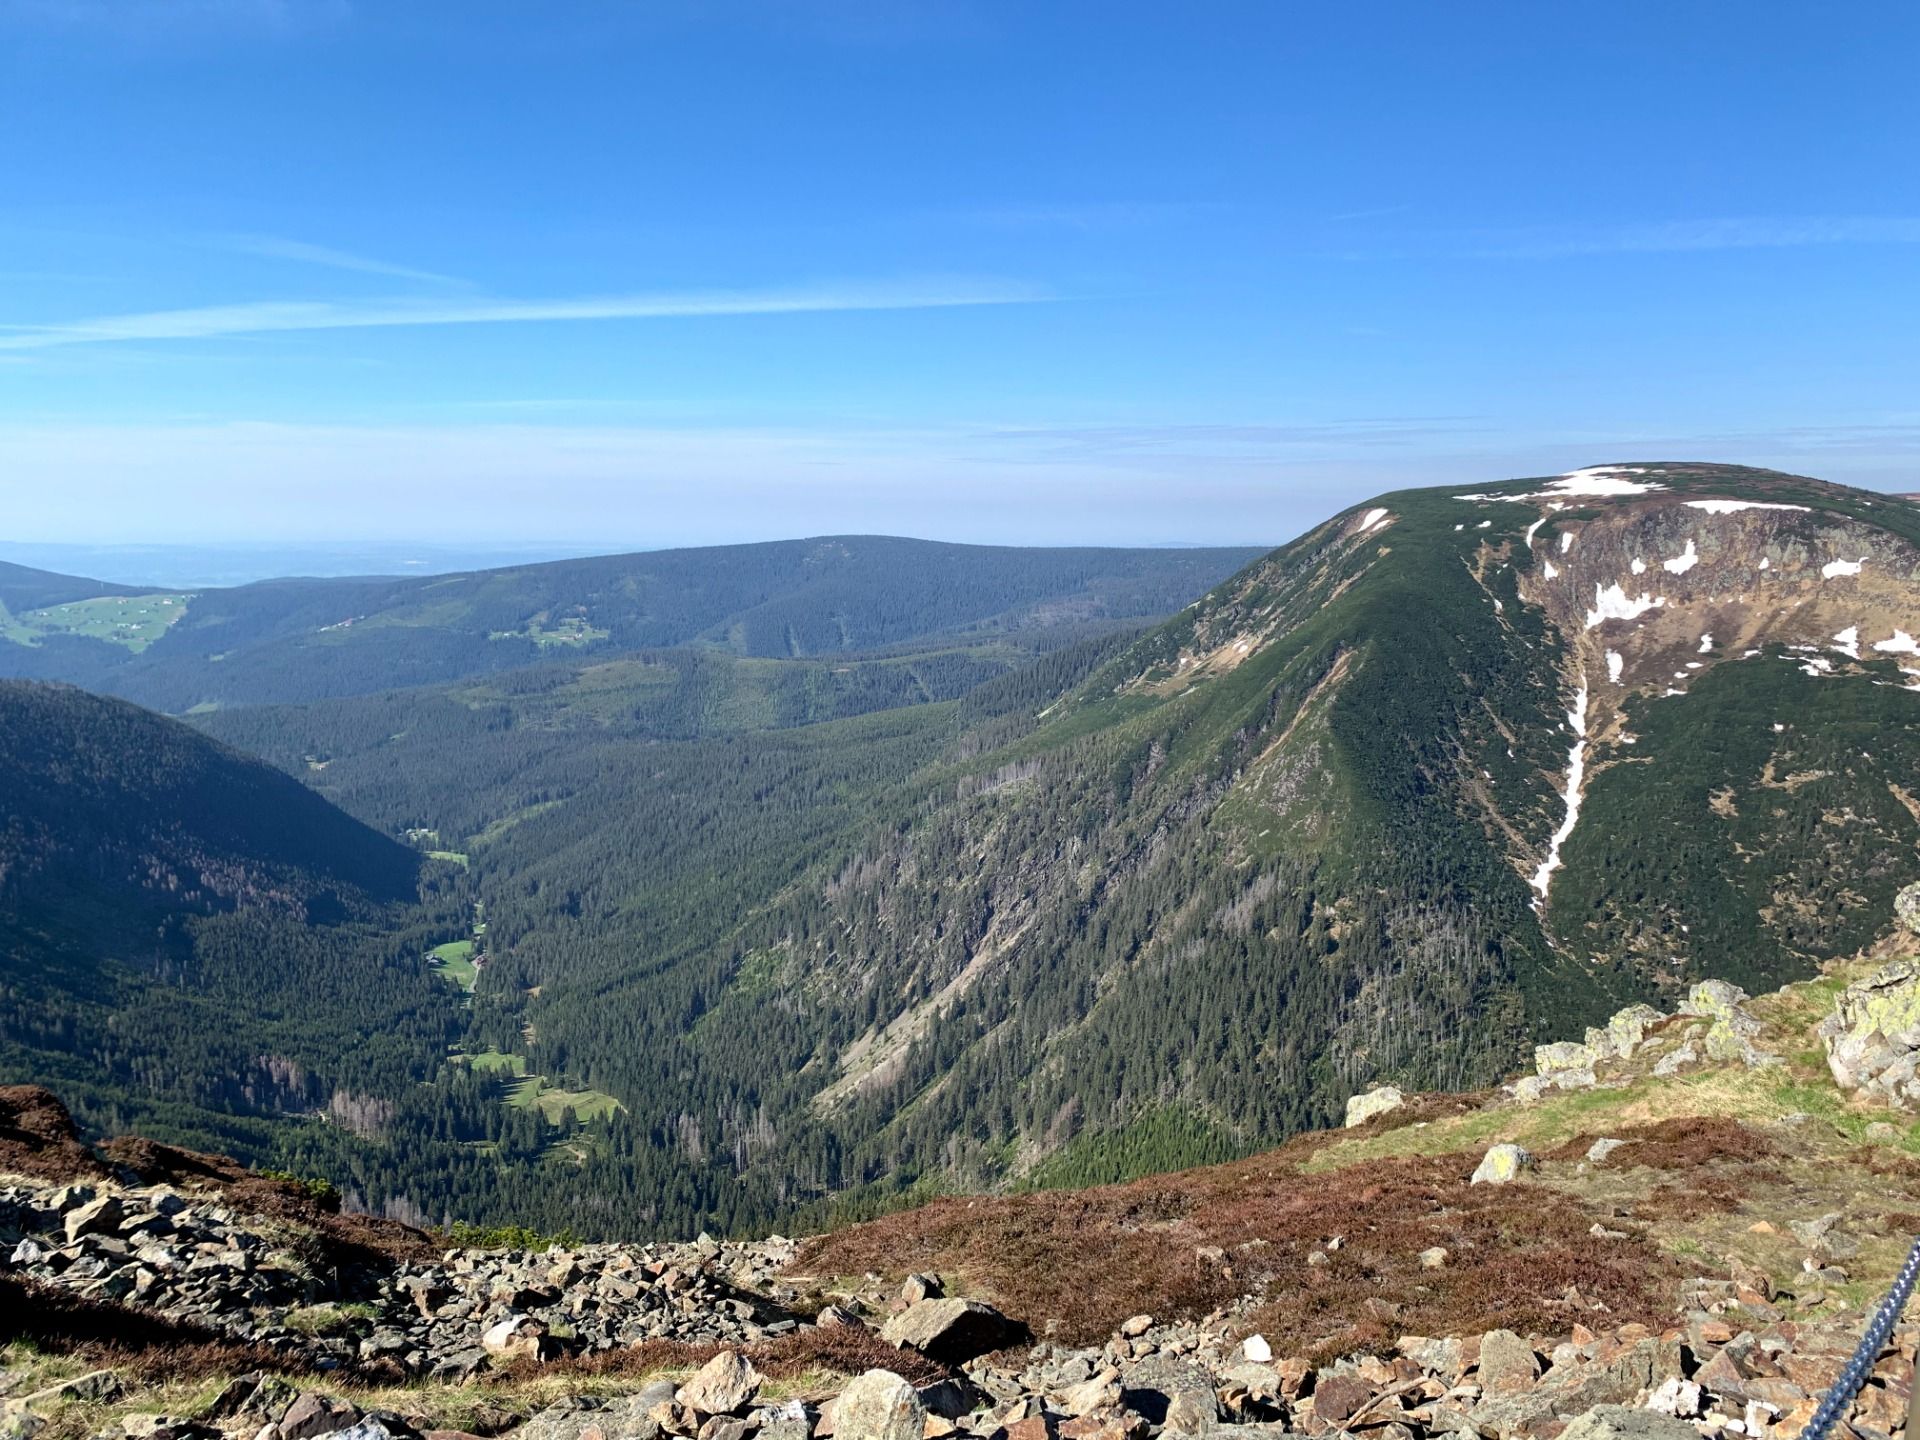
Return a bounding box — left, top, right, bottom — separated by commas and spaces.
1606, 651, 1624, 684
1823, 557, 1867, 578
1832, 626, 1862, 660
1530, 684, 1590, 900
1358, 507, 1390, 533
1524, 516, 1546, 547
1560, 531, 1575, 554
1663, 538, 1700, 574
1684, 499, 1811, 515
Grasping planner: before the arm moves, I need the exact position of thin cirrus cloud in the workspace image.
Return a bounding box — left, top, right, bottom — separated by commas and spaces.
1474, 215, 1920, 259
209, 233, 468, 287
0, 278, 1051, 351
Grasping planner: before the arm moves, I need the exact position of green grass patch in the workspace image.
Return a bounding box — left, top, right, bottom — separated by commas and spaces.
0, 592, 192, 652
504, 1075, 624, 1124
428, 940, 477, 992
426, 850, 470, 868
488, 614, 609, 648
461, 1047, 526, 1077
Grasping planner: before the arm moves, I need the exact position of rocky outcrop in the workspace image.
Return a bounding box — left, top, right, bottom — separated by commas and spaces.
1345, 1086, 1406, 1128
881, 1298, 1023, 1365
1820, 958, 1920, 1109
1508, 985, 1781, 1106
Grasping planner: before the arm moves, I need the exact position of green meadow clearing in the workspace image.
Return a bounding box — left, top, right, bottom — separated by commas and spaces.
0, 593, 193, 652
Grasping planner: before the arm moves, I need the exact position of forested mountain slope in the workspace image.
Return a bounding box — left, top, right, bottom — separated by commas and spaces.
9, 465, 1918, 1243
0, 681, 460, 1160
0, 538, 1264, 712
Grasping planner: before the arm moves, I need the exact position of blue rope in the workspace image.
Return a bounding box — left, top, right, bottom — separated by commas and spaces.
1797, 1233, 1920, 1440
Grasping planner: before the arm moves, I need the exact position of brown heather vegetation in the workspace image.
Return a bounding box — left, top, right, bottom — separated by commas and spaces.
0, 1273, 313, 1381
797, 1135, 1677, 1360
0, 1086, 111, 1184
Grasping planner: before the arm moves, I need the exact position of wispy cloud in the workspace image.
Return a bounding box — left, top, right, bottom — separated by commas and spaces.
0, 278, 1050, 351
1475, 216, 1920, 259
209, 233, 465, 286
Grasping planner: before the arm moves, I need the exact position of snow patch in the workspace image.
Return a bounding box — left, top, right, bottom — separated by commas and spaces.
1524, 516, 1546, 548
1663, 538, 1700, 574
1873, 630, 1920, 655
1560, 531, 1574, 554
1832, 626, 1862, 660
1606, 650, 1624, 684
1823, 557, 1867, 578
1759, 558, 1771, 570
1549, 467, 1661, 497
1801, 655, 1835, 676
1542, 560, 1559, 579
1529, 684, 1590, 900
1454, 466, 1665, 505
1477, 520, 1492, 529
1585, 582, 1666, 629
1684, 499, 1811, 515
1630, 558, 1646, 575
1454, 523, 1465, 531
1358, 507, 1390, 533
1699, 634, 1713, 653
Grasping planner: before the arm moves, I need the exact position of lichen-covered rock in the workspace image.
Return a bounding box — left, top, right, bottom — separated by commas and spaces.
1896, 881, 1920, 937
1675, 980, 1777, 1068
1343, 1085, 1405, 1128
1470, 1144, 1534, 1185
832, 1372, 924, 1440
1535, 1041, 1597, 1075
1680, 979, 1750, 1017
1589, 1004, 1665, 1060
1820, 959, 1920, 1108
1652, 1037, 1702, 1077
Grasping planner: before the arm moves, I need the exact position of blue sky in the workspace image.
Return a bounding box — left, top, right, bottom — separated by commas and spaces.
3, 0, 1919, 548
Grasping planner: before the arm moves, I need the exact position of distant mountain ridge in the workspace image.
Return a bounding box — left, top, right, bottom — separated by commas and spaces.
0, 536, 1266, 712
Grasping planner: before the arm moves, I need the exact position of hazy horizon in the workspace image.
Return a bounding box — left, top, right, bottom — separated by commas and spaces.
6, 3, 1919, 546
